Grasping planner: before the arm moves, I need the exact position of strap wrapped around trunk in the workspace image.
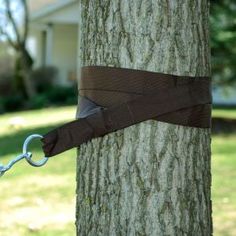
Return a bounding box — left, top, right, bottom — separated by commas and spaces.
42, 66, 212, 157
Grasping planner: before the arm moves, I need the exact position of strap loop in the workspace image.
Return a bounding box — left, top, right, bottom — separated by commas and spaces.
42, 66, 212, 157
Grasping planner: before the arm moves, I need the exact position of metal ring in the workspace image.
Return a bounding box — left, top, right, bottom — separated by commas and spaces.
23, 134, 49, 167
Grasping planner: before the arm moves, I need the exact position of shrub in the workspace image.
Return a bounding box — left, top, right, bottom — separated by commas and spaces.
0, 72, 14, 96
2, 94, 25, 112
0, 97, 5, 114
31, 66, 59, 93
28, 94, 49, 109
45, 86, 77, 105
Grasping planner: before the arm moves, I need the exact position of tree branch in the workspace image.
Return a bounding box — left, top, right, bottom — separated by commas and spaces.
4, 0, 22, 44
0, 27, 17, 49
21, 0, 29, 44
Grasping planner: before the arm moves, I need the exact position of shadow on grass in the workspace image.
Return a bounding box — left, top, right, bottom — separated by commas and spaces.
212, 117, 236, 134
0, 123, 63, 158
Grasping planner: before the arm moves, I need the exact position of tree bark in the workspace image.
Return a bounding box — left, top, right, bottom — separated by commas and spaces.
19, 48, 36, 98
76, 1, 212, 235
14, 51, 35, 99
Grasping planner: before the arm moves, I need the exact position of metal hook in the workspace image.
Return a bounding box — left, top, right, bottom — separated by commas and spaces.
0, 134, 48, 177
23, 134, 49, 167
0, 153, 31, 177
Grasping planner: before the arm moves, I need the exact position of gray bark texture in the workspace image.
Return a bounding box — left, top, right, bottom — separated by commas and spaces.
76, 1, 212, 235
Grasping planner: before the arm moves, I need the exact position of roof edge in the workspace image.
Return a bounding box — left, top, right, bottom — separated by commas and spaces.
30, 0, 78, 21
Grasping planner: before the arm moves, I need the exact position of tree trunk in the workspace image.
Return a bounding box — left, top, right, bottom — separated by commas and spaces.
16, 47, 36, 99
76, 1, 212, 235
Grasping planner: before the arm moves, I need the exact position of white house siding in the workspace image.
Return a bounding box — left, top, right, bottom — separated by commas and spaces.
29, 23, 78, 86
28, 0, 80, 86
52, 24, 78, 85
28, 28, 45, 68
35, 1, 80, 25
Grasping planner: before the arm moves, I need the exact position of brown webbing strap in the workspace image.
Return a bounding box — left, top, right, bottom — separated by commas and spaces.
42, 66, 211, 157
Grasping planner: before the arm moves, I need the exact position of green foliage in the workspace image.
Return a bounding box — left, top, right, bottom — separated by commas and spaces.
0, 94, 25, 113
211, 0, 236, 85
28, 94, 49, 109
28, 86, 77, 110
0, 85, 77, 113
32, 66, 58, 93
45, 86, 77, 105
0, 97, 5, 114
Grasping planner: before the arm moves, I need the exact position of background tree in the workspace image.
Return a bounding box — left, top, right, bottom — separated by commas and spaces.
211, 0, 236, 86
0, 0, 35, 98
76, 0, 212, 235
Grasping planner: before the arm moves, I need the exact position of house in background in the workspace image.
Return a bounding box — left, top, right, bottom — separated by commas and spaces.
28, 0, 58, 12
28, 0, 80, 86
28, 0, 236, 105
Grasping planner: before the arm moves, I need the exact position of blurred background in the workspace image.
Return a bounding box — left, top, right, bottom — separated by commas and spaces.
0, 0, 235, 235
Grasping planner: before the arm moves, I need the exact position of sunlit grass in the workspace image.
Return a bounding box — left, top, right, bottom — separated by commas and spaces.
0, 106, 235, 235
0, 106, 77, 236
0, 105, 76, 136
212, 108, 236, 119
212, 134, 236, 236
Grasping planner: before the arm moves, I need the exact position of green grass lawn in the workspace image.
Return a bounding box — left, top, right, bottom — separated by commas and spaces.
212, 107, 236, 119
212, 134, 236, 236
0, 106, 235, 235
0, 106, 77, 236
